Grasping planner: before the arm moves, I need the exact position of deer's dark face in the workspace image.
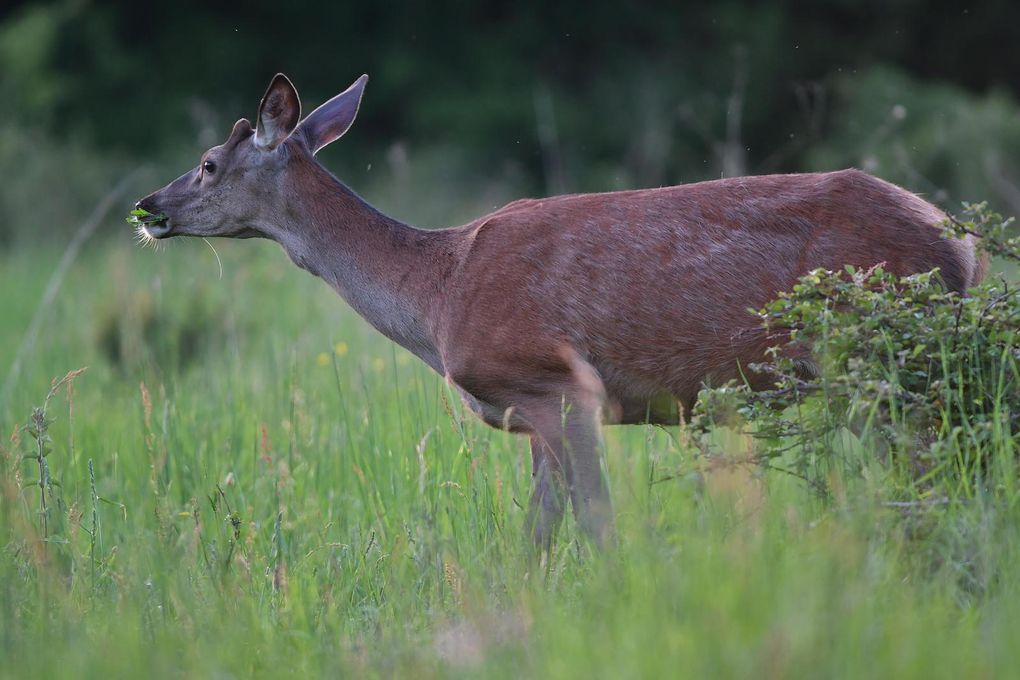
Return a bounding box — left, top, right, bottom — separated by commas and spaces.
134, 73, 367, 243
135, 118, 292, 241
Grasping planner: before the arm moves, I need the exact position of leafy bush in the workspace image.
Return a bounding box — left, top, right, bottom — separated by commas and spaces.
692, 203, 1020, 498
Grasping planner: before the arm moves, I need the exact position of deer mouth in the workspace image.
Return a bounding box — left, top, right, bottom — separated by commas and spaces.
127, 208, 172, 239
142, 220, 172, 238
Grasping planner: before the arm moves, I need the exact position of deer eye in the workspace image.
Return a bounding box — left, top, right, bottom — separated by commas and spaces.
202, 160, 217, 175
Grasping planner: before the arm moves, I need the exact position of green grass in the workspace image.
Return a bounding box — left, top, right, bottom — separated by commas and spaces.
2, 236, 1020, 678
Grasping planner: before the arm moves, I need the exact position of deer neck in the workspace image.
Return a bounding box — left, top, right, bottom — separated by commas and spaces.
266, 164, 449, 370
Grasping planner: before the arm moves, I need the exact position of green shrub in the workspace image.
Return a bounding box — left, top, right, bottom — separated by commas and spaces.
693, 203, 1020, 498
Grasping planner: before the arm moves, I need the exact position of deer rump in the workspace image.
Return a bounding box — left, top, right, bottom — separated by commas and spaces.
440, 169, 983, 427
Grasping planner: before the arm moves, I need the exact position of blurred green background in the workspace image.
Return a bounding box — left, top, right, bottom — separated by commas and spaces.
4, 0, 1020, 244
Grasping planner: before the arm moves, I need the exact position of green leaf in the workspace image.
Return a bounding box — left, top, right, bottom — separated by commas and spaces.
126, 208, 167, 226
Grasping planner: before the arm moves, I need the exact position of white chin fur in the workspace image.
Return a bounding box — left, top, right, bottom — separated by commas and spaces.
135, 225, 162, 249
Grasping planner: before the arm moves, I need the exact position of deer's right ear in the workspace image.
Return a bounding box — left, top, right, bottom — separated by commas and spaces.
255, 74, 301, 150
297, 74, 368, 154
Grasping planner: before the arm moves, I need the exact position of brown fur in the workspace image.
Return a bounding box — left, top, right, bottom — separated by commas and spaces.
136, 74, 985, 549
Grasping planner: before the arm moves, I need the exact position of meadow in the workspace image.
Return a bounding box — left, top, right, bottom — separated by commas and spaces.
1, 205, 1019, 679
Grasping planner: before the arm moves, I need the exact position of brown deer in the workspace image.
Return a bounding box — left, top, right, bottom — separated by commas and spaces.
135, 73, 986, 549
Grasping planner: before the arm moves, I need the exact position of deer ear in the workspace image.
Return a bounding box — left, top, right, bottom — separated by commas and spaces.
297, 74, 368, 154
255, 74, 301, 150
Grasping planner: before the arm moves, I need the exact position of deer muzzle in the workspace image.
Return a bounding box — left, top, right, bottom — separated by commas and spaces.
134, 199, 172, 238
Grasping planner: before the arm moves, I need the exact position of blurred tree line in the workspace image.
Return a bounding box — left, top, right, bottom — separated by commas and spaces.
2, 0, 1020, 242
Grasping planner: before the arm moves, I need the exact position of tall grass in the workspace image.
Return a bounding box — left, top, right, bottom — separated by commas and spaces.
1, 225, 1018, 678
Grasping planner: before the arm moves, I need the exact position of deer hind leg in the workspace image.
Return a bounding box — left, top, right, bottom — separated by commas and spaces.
449, 347, 613, 548
560, 400, 614, 546
522, 384, 614, 549
527, 433, 567, 552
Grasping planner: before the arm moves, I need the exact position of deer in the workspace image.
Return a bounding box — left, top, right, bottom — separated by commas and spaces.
135, 73, 987, 550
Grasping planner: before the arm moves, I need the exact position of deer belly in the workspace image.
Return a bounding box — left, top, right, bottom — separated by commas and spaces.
452, 384, 530, 432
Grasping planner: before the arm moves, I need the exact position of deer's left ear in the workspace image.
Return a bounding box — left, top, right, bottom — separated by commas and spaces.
297, 74, 368, 154
255, 74, 301, 150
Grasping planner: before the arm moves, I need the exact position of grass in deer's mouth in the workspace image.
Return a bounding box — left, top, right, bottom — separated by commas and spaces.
126, 207, 167, 228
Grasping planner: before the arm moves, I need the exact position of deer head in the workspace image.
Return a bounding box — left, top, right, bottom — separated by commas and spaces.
134, 73, 368, 242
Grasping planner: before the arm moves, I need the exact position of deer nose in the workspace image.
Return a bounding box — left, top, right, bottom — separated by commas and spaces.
135, 197, 158, 214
